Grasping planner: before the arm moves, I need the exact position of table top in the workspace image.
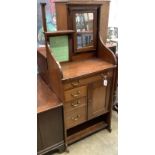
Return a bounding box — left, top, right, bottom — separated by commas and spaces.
61, 58, 114, 80
37, 75, 62, 114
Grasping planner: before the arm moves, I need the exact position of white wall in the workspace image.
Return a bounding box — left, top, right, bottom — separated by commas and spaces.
108, 0, 118, 27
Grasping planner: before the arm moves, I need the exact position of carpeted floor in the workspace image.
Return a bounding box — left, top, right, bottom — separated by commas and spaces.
53, 111, 118, 155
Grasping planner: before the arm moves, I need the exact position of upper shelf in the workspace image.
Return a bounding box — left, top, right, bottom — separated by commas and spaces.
77, 31, 93, 34
45, 30, 74, 37
61, 57, 115, 81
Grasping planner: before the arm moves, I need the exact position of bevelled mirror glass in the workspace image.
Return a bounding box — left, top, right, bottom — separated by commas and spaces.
75, 13, 94, 52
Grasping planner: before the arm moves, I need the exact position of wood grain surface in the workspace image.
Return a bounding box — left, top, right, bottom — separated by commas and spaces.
61, 58, 114, 80
37, 75, 62, 113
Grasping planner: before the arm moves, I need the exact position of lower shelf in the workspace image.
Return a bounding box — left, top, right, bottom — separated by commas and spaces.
67, 115, 108, 144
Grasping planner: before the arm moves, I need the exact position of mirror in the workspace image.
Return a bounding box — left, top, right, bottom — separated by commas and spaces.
75, 13, 94, 50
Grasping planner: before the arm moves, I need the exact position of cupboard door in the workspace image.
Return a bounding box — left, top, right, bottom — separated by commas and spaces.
88, 78, 112, 119
38, 107, 64, 150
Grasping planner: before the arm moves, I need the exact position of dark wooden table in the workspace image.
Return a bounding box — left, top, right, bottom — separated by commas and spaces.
37, 75, 65, 155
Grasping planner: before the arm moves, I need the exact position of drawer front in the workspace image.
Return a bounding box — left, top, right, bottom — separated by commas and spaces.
63, 70, 113, 90
65, 105, 87, 129
64, 97, 86, 113
64, 86, 87, 102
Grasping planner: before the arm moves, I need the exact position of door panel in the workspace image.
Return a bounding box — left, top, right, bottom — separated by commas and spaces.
88, 78, 112, 119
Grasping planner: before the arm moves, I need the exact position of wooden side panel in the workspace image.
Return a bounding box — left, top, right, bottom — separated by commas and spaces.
37, 75, 62, 113
46, 46, 64, 101
105, 68, 116, 129
37, 50, 48, 84
97, 35, 117, 65
55, 2, 68, 30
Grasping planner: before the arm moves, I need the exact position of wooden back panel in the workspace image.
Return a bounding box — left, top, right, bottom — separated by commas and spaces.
55, 0, 110, 43
55, 1, 68, 30
46, 45, 64, 101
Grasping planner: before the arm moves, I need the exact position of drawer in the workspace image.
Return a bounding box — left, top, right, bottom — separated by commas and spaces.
64, 86, 87, 102
63, 70, 113, 90
65, 105, 87, 129
64, 97, 86, 113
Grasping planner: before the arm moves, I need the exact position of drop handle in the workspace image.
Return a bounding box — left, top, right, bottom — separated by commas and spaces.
71, 91, 80, 98
71, 101, 80, 107
72, 115, 80, 121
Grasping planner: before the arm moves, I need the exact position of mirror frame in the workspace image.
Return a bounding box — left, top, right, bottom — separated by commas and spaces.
68, 5, 98, 53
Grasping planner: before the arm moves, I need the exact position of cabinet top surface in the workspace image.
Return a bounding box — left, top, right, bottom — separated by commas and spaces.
61, 58, 114, 80
37, 75, 62, 114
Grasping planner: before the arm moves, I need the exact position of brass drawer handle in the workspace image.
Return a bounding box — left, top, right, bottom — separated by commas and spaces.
71, 101, 80, 107
71, 81, 79, 87
72, 115, 80, 121
71, 91, 80, 98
